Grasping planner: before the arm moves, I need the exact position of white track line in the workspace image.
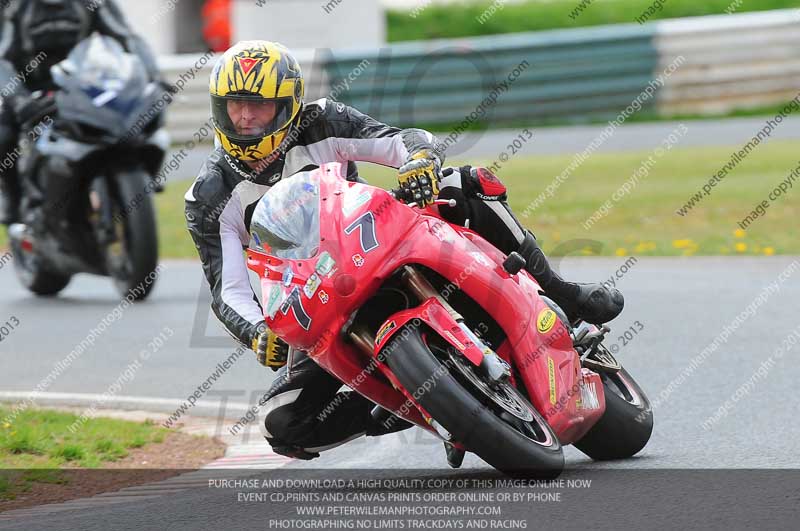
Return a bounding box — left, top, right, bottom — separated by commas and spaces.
0, 391, 251, 412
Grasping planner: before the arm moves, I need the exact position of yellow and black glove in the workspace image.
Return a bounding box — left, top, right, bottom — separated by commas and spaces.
251, 323, 289, 371
397, 151, 441, 208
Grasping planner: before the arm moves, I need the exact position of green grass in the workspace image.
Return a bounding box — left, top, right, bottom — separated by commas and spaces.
2, 139, 797, 259
0, 407, 169, 500
387, 0, 800, 42
466, 141, 799, 257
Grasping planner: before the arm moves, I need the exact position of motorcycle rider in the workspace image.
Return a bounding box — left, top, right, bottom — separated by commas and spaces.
0, 0, 164, 225
185, 41, 624, 461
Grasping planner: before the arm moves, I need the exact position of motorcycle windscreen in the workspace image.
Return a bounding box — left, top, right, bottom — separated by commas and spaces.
51, 33, 149, 137
249, 172, 320, 260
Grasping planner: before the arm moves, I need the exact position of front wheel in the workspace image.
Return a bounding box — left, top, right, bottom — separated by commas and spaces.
104, 170, 159, 301
574, 366, 653, 460
383, 325, 564, 478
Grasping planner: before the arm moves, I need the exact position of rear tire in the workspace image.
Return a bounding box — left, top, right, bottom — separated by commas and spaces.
106, 170, 159, 301
574, 367, 653, 460
383, 325, 564, 478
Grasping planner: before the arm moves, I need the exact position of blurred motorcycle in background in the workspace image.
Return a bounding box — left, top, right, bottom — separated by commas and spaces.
7, 34, 170, 300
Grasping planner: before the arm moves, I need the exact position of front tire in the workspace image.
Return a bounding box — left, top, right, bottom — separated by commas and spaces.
383, 325, 564, 478
574, 367, 653, 460
106, 170, 159, 301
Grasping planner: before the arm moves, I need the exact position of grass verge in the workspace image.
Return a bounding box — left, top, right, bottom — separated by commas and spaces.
0, 407, 168, 501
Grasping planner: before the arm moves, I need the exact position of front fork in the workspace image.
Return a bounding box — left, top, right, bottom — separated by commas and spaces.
347, 265, 512, 441
399, 266, 511, 385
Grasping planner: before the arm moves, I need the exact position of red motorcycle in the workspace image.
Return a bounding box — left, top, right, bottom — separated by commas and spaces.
246, 163, 653, 477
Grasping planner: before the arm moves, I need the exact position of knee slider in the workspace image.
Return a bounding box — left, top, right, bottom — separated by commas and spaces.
263, 405, 305, 445
463, 166, 507, 201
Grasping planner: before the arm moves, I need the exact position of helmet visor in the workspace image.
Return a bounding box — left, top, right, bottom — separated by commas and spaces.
211, 94, 294, 144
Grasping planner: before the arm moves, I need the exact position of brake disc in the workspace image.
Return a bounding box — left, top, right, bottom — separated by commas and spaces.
445, 347, 534, 422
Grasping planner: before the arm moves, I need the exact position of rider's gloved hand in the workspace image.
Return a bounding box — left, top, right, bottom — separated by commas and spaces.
251, 323, 289, 371
397, 151, 441, 208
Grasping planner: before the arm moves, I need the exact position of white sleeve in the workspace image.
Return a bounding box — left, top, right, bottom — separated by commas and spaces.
218, 198, 264, 327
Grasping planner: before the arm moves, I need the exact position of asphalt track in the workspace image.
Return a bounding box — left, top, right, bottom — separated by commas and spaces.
1, 256, 799, 528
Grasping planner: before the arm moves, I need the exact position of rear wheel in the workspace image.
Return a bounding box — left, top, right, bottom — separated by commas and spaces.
574, 366, 653, 460
383, 325, 564, 478
105, 170, 159, 301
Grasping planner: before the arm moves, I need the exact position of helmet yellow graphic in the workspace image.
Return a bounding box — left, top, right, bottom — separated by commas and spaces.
210, 40, 304, 162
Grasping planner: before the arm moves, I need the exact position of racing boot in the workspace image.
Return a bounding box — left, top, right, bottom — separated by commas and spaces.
517, 230, 623, 325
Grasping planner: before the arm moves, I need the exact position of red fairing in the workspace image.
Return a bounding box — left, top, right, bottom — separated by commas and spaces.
475, 167, 507, 198
246, 162, 605, 444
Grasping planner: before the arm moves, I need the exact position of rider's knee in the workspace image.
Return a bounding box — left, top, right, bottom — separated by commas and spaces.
262, 392, 314, 447
462, 166, 508, 201
437, 166, 508, 226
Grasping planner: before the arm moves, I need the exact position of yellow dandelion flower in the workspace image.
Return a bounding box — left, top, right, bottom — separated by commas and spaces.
734, 229, 746, 239
764, 247, 775, 256
615, 248, 627, 256
2, 422, 10, 429
735, 242, 747, 252
672, 239, 693, 249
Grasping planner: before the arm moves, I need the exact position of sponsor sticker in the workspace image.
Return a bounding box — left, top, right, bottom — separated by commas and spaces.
579, 380, 600, 410
352, 254, 365, 267
318, 290, 329, 304
547, 357, 557, 405
315, 251, 337, 277
282, 268, 294, 287
342, 191, 372, 217
266, 284, 283, 318
303, 273, 321, 298
374, 320, 397, 346
444, 330, 466, 351
537, 308, 557, 334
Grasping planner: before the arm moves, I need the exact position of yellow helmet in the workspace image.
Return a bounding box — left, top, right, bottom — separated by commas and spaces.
210, 40, 304, 162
